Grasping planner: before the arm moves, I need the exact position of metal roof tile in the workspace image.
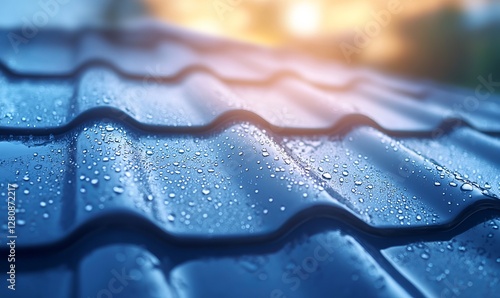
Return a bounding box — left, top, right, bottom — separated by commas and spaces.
1, 24, 499, 298
382, 217, 500, 297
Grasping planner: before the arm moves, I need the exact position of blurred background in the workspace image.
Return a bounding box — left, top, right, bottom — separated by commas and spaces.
2, 0, 500, 90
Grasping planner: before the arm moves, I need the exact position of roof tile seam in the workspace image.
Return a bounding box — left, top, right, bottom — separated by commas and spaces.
2, 107, 500, 136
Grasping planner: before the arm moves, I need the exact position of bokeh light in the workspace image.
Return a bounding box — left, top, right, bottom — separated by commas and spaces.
143, 0, 500, 89
284, 1, 322, 37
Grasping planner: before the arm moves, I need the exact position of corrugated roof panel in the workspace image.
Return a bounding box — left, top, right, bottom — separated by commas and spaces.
285, 126, 499, 228
382, 217, 500, 297
1, 123, 339, 247
1, 23, 499, 298
2, 122, 499, 250
2, 66, 500, 133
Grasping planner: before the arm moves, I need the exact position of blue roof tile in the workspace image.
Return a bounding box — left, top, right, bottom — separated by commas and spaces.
382, 217, 500, 297
0, 23, 499, 298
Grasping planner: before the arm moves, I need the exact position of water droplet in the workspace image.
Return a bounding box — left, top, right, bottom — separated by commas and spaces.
91, 179, 99, 185
85, 204, 93, 212
280, 206, 286, 211
105, 126, 114, 132
416, 215, 422, 221
169, 193, 176, 198
167, 214, 176, 222
17, 219, 26, 226
434, 182, 441, 186
202, 189, 211, 195
461, 183, 473, 191
449, 182, 457, 187
178, 149, 185, 154
113, 186, 124, 194
40, 201, 47, 207
146, 150, 153, 155
34, 164, 42, 170
342, 170, 349, 177
322, 172, 332, 180
420, 253, 430, 260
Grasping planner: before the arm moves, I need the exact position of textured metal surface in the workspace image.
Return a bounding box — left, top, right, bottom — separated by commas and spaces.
1, 24, 500, 298
1, 27, 500, 133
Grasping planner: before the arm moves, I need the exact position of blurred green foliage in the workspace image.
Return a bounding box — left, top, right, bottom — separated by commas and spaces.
394, 7, 500, 91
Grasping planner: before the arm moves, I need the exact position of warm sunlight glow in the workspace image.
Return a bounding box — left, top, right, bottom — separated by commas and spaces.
144, 0, 471, 67
325, 2, 373, 32
285, 1, 322, 36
